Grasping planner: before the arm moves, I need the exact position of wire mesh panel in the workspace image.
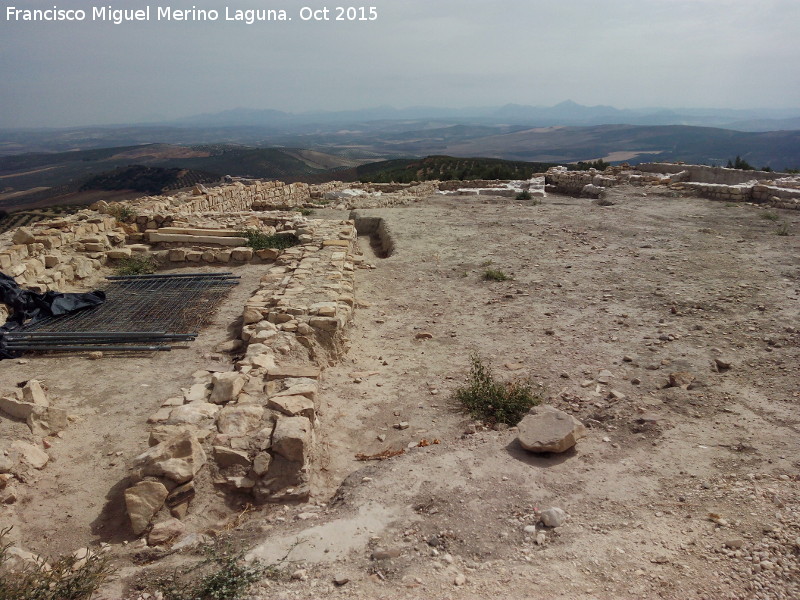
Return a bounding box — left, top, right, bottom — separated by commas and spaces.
6, 273, 239, 352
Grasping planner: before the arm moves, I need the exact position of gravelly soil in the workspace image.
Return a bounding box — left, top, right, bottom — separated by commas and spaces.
3, 187, 799, 600
248, 188, 799, 600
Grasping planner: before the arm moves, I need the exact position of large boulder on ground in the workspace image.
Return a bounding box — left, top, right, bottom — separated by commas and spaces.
131, 431, 206, 483
517, 405, 586, 453
125, 480, 169, 535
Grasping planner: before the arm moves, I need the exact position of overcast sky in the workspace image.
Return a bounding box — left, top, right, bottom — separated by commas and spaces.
1, 0, 799, 127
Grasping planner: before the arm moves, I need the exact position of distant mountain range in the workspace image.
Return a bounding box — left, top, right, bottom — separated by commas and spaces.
165, 101, 800, 131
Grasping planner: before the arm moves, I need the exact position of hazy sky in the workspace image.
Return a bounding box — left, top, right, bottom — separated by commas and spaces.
1, 0, 799, 127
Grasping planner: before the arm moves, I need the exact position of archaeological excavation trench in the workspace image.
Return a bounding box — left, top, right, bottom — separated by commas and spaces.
0, 165, 798, 600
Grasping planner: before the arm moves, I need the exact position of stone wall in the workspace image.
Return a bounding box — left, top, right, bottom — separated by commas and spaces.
0, 214, 129, 292
678, 181, 800, 209
94, 180, 312, 232
638, 163, 787, 185
545, 167, 623, 195
125, 219, 361, 534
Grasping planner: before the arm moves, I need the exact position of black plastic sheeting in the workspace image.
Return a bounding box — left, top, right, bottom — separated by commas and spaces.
0, 272, 105, 359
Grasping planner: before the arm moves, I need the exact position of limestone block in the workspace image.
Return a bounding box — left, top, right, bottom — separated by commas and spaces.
214, 446, 252, 469
168, 248, 188, 262
8, 440, 49, 471
217, 404, 264, 436
272, 416, 312, 463
252, 452, 272, 476
0, 397, 36, 420
27, 405, 68, 436
243, 306, 264, 325
271, 383, 317, 401
209, 372, 246, 404
125, 481, 169, 535
517, 405, 586, 453
21, 380, 48, 406
167, 402, 220, 425
267, 395, 315, 421
106, 248, 132, 259
147, 518, 186, 545
230, 247, 254, 261
131, 431, 206, 483
12, 227, 35, 245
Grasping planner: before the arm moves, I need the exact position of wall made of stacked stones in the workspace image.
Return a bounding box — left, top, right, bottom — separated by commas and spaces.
638, 163, 787, 185
0, 213, 127, 292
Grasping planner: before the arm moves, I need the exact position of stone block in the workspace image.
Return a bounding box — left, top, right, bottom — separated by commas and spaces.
216, 404, 264, 436
214, 446, 252, 469
272, 416, 312, 463
131, 431, 206, 483
125, 481, 168, 535
209, 372, 246, 404
267, 395, 315, 421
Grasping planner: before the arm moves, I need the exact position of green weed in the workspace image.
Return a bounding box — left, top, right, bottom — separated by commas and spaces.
483, 269, 510, 281
238, 229, 300, 251
453, 355, 540, 425
114, 255, 156, 276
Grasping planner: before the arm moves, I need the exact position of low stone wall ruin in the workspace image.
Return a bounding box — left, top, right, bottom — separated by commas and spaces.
543, 162, 800, 209
637, 162, 787, 185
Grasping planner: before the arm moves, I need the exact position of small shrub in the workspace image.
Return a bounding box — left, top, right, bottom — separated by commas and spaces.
453, 355, 540, 425
297, 208, 314, 216
115, 255, 156, 276
239, 229, 300, 251
483, 269, 510, 281
151, 547, 274, 600
108, 204, 137, 223
760, 211, 780, 221
776, 222, 790, 236
515, 191, 532, 201
0, 527, 115, 600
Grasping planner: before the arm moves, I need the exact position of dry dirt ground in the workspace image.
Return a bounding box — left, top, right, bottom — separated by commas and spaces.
2, 186, 799, 600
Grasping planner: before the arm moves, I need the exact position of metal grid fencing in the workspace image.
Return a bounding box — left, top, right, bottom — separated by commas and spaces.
5, 272, 240, 353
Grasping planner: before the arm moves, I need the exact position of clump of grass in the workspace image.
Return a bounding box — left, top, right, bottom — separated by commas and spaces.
108, 204, 137, 223
453, 355, 540, 425
150, 547, 276, 600
114, 255, 156, 276
515, 191, 532, 201
483, 269, 510, 281
0, 527, 115, 600
239, 229, 300, 251
776, 222, 790, 236
296, 208, 314, 216
760, 211, 780, 221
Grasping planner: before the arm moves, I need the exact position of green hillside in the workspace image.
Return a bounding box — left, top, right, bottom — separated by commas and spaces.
347, 155, 559, 183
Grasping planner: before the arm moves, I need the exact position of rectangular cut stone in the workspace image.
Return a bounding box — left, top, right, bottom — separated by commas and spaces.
147, 232, 248, 246
266, 366, 320, 381
322, 240, 350, 247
